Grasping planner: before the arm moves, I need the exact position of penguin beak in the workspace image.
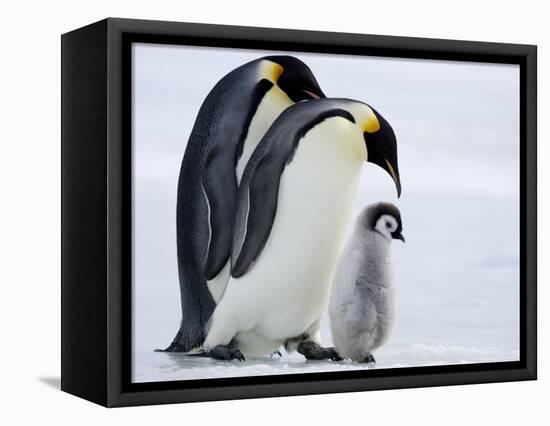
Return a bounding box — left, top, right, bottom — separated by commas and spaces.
384, 159, 402, 198
302, 89, 324, 99
364, 131, 402, 198
393, 232, 406, 243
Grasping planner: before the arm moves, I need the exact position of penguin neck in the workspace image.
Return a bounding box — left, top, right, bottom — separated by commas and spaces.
295, 116, 366, 185
236, 85, 293, 183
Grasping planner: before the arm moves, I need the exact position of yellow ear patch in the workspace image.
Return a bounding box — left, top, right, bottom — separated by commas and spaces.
362, 112, 380, 133
260, 60, 284, 84
270, 62, 284, 83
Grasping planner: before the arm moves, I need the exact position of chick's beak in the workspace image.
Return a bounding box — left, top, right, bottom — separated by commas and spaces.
393, 232, 405, 243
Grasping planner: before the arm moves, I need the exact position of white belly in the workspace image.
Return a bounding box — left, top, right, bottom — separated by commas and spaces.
213, 117, 365, 349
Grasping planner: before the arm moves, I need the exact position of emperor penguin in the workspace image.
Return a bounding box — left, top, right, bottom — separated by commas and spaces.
202, 98, 402, 361
165, 56, 325, 352
329, 202, 405, 364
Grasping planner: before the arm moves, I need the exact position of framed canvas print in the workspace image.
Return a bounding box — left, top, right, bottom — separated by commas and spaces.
61, 18, 537, 407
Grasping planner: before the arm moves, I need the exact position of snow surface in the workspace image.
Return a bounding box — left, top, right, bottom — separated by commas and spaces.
133, 193, 519, 383
131, 44, 520, 383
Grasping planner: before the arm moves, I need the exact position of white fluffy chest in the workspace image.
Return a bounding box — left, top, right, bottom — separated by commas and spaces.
236, 85, 293, 183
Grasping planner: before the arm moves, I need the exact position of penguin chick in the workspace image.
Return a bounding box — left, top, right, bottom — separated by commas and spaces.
329, 202, 405, 363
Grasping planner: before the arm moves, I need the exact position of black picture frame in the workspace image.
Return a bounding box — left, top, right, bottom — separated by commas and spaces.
61, 17, 537, 407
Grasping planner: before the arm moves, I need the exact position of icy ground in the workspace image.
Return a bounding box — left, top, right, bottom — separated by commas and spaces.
133, 309, 519, 382
133, 194, 520, 383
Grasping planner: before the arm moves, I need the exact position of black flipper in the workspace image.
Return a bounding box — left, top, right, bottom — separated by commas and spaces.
231, 100, 356, 278
202, 146, 239, 280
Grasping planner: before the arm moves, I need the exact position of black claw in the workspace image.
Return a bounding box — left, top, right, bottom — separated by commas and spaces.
234, 350, 246, 362
297, 341, 343, 361
208, 344, 246, 362
327, 347, 344, 361
361, 354, 376, 364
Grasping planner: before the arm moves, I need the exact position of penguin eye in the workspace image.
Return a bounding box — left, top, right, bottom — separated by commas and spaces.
386, 222, 392, 228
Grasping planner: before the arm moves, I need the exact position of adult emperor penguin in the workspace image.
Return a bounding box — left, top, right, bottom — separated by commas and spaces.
164, 56, 325, 352
202, 98, 402, 361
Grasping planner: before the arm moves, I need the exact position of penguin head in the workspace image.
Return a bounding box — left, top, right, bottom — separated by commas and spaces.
347, 102, 401, 197
362, 202, 405, 242
262, 56, 326, 102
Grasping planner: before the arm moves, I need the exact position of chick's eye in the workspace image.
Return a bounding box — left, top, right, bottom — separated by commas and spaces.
386, 222, 392, 228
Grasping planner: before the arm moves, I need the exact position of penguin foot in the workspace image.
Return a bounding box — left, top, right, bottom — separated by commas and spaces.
297, 341, 343, 361
208, 345, 246, 362
361, 354, 376, 364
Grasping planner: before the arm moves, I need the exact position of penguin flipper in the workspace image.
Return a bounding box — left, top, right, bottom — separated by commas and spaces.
230, 152, 283, 278
202, 145, 239, 281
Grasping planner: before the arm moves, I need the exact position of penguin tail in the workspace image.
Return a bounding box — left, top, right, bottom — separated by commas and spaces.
158, 326, 205, 353
154, 346, 206, 356
159, 284, 216, 352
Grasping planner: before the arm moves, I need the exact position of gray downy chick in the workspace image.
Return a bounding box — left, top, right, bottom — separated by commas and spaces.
329, 202, 405, 363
